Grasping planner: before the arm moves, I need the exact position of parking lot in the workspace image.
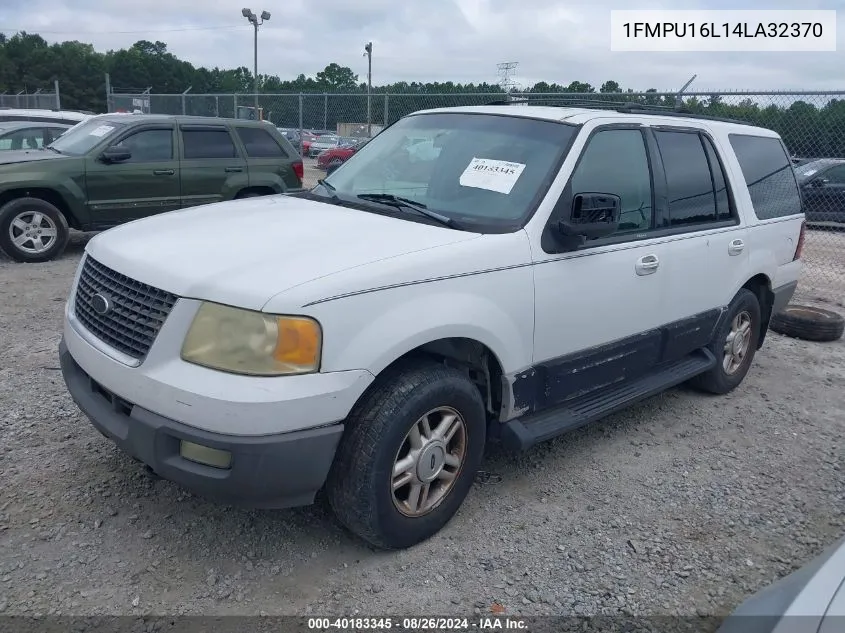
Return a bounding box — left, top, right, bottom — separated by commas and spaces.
302, 156, 323, 189
0, 229, 843, 618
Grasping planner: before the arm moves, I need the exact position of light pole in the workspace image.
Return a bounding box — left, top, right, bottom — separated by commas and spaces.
363, 41, 372, 137
241, 8, 270, 118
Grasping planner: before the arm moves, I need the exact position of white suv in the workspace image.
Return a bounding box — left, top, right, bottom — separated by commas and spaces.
59, 105, 805, 549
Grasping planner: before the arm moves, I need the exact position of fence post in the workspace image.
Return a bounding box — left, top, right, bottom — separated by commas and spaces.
54, 80, 61, 110
233, 94, 238, 118
298, 93, 304, 155
215, 95, 219, 117
323, 93, 328, 131
384, 93, 389, 128
181, 86, 192, 116
104, 73, 112, 112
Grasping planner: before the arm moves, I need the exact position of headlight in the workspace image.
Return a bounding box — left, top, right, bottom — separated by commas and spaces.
181, 302, 321, 376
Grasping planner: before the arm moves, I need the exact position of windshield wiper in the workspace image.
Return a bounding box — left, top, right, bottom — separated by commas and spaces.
317, 178, 335, 192
44, 146, 63, 154
356, 193, 456, 228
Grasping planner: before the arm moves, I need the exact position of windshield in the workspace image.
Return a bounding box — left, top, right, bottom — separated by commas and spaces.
321, 112, 578, 231
315, 135, 339, 144
794, 160, 832, 182
48, 119, 126, 156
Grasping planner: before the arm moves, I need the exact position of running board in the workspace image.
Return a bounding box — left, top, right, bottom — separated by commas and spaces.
501, 349, 717, 451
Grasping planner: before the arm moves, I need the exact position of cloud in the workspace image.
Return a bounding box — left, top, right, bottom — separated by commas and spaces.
1, 0, 843, 91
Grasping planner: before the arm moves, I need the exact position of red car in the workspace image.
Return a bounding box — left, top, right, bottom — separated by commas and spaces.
300, 133, 318, 156
317, 138, 368, 169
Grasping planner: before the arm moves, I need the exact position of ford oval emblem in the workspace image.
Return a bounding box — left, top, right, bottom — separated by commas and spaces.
90, 293, 112, 316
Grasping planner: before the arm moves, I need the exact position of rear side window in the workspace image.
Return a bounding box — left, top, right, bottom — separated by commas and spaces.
654, 130, 721, 227
181, 128, 238, 159
728, 134, 802, 220
236, 127, 288, 158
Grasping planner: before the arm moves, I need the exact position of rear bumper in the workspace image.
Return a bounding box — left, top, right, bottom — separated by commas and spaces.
772, 280, 798, 315
60, 339, 343, 509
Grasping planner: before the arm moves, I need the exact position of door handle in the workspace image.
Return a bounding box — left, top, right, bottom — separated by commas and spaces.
728, 238, 745, 256
153, 169, 174, 176
225, 167, 243, 173
635, 254, 659, 276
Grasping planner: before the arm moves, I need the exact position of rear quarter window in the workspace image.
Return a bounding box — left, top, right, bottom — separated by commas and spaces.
236, 126, 289, 158
728, 134, 802, 220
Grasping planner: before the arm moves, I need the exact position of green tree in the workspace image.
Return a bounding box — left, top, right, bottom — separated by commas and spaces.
315, 63, 358, 91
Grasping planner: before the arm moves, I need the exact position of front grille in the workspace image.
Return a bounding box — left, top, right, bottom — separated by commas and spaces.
73, 256, 178, 360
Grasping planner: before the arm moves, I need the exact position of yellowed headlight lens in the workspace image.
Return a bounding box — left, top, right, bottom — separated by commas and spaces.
181, 302, 321, 375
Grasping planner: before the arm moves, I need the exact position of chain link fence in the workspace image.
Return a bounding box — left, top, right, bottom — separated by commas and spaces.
0, 88, 62, 110
109, 89, 844, 307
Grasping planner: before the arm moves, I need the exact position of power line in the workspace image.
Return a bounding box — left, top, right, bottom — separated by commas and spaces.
0, 25, 246, 35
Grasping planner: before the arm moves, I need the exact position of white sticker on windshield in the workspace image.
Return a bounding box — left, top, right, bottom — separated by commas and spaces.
459, 157, 526, 194
88, 125, 114, 137
801, 169, 817, 177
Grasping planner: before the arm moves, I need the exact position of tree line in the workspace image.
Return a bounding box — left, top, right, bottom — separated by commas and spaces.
2, 31, 844, 157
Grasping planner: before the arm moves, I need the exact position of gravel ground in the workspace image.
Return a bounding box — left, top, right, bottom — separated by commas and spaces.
0, 229, 843, 620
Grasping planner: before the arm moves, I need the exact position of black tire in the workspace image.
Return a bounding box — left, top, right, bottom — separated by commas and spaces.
326, 359, 486, 550
769, 305, 845, 342
689, 288, 762, 395
235, 190, 267, 199
328, 158, 342, 167
0, 197, 70, 263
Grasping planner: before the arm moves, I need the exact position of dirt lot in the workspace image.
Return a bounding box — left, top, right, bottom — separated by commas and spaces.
0, 229, 843, 619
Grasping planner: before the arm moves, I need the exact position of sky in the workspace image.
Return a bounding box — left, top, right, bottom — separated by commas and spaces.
1, 0, 844, 92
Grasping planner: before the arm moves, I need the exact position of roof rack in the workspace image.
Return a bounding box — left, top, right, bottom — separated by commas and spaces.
484, 97, 752, 126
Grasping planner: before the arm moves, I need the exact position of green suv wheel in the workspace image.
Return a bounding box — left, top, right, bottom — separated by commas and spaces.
0, 197, 70, 263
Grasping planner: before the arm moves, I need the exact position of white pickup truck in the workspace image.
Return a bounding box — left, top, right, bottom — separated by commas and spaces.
59, 104, 805, 549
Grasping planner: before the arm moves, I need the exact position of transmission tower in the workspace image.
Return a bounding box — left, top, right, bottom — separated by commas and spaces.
497, 62, 519, 92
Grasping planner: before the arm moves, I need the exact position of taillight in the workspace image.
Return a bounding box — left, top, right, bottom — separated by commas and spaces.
292, 160, 304, 182
793, 220, 806, 261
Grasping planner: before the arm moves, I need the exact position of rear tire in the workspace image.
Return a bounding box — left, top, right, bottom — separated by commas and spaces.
689, 288, 761, 395
235, 190, 270, 199
326, 360, 486, 550
0, 197, 70, 263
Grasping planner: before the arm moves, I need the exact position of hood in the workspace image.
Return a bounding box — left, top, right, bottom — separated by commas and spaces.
86, 195, 480, 311
0, 149, 68, 166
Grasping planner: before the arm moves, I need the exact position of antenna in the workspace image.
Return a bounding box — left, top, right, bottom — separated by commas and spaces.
497, 62, 519, 92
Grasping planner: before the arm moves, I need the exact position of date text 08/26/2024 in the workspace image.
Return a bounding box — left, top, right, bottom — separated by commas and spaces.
307, 617, 528, 630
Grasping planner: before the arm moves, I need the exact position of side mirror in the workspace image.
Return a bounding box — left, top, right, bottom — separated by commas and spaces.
558, 192, 621, 241
101, 147, 131, 163
326, 163, 341, 177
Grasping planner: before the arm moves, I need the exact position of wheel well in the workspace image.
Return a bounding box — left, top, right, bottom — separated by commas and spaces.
742, 274, 774, 349
379, 338, 505, 420
0, 188, 79, 229
235, 186, 277, 198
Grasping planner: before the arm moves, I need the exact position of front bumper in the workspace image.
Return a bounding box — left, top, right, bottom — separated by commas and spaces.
60, 339, 343, 509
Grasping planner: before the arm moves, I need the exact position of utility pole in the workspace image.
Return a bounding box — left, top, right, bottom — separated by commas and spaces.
364, 42, 372, 137
242, 8, 271, 118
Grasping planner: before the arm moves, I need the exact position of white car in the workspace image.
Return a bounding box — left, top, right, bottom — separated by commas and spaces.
718, 533, 845, 633
0, 107, 92, 126
59, 104, 805, 549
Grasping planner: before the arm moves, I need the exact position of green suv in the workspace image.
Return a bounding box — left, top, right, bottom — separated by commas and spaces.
0, 114, 304, 262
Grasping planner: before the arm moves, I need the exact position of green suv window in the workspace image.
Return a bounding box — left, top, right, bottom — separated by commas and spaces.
236, 126, 289, 158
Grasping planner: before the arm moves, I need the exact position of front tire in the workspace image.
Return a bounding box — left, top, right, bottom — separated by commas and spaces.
326, 360, 486, 549
0, 197, 70, 263
690, 288, 762, 394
